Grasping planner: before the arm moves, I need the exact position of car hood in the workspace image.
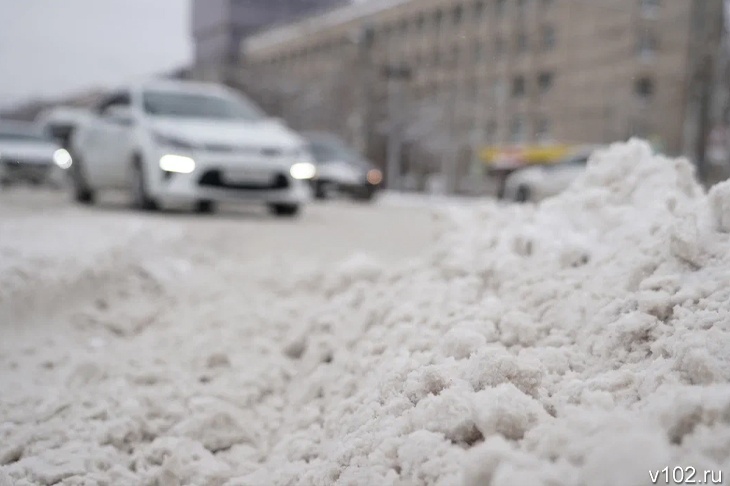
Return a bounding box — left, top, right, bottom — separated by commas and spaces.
0, 140, 59, 160
147, 118, 304, 150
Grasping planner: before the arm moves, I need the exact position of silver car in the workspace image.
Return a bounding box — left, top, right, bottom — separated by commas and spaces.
503, 147, 598, 202
0, 121, 72, 187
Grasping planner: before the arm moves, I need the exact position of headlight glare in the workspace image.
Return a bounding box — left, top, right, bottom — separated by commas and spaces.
53, 148, 73, 169
290, 162, 316, 180
159, 154, 195, 174
367, 169, 383, 185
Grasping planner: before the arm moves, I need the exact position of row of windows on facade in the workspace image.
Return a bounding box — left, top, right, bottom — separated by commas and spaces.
376, 0, 659, 39
484, 110, 653, 145
258, 22, 660, 72
377, 0, 554, 39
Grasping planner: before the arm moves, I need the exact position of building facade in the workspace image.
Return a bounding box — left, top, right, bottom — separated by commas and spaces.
241, 0, 724, 193
191, 0, 347, 83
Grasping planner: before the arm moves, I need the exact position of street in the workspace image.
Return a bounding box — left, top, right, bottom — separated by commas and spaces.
1, 141, 730, 486
0, 188, 443, 484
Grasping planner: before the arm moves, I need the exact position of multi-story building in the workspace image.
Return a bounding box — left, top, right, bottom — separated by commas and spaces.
191, 0, 347, 83
241, 0, 725, 193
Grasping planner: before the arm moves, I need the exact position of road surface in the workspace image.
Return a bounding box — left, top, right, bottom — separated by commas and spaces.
0, 188, 443, 484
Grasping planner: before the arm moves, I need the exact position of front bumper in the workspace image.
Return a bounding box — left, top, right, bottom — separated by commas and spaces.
149, 150, 313, 205
1, 159, 53, 183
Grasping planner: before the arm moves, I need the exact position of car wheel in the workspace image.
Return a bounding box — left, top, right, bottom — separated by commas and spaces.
195, 200, 216, 214
315, 181, 335, 200
269, 203, 300, 217
130, 157, 158, 211
355, 186, 377, 202
70, 157, 95, 204
515, 185, 532, 203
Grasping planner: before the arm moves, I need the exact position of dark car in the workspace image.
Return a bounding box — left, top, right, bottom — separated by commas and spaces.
303, 132, 383, 201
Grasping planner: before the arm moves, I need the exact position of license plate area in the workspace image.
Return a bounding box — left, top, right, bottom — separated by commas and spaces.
222, 169, 273, 185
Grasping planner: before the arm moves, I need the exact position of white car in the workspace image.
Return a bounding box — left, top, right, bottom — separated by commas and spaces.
69, 80, 315, 216
0, 121, 72, 187
502, 147, 597, 202
36, 106, 94, 148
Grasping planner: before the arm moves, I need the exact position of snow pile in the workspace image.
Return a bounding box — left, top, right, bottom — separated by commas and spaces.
2, 140, 730, 485
238, 140, 730, 484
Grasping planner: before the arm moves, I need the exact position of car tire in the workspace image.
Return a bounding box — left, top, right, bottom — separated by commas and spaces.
70, 157, 95, 204
315, 181, 335, 200
130, 157, 158, 211
355, 186, 377, 202
195, 200, 216, 214
269, 203, 300, 217
515, 185, 532, 203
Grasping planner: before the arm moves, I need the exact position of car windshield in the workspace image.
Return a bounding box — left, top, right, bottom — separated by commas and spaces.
308, 138, 368, 166
142, 90, 265, 121
0, 127, 51, 142
547, 155, 589, 170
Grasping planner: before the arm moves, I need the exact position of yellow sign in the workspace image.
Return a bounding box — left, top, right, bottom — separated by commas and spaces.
480, 144, 574, 166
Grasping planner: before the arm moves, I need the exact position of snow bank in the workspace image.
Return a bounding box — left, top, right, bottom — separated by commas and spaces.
240, 140, 730, 484
2, 140, 730, 485
0, 209, 181, 323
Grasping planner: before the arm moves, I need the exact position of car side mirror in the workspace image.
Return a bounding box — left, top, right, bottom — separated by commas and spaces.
103, 106, 134, 127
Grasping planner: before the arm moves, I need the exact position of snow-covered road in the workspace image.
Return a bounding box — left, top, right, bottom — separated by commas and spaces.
0, 190, 439, 485
2, 140, 730, 486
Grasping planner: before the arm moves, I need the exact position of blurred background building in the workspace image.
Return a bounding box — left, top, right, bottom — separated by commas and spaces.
1, 0, 726, 193
239, 0, 726, 193
191, 0, 347, 84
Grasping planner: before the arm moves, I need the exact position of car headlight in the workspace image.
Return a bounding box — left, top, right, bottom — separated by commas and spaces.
53, 148, 73, 169
367, 169, 383, 185
290, 162, 316, 180
153, 132, 196, 150
159, 154, 195, 174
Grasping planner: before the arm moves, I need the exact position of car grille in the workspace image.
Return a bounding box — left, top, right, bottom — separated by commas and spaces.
3, 157, 52, 166
2, 160, 51, 180
198, 170, 290, 190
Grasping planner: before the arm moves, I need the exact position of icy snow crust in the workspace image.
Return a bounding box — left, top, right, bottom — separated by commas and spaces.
2, 140, 730, 485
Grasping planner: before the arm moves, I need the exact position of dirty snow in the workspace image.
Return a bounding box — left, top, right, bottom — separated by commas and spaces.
1, 140, 730, 485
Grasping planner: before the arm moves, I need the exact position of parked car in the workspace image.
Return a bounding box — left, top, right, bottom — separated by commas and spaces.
303, 132, 383, 201
0, 120, 72, 187
502, 147, 598, 202
69, 80, 316, 216
36, 107, 93, 149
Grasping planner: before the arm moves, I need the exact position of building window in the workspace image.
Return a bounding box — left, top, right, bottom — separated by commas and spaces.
635, 77, 654, 99
516, 32, 528, 54
434, 9, 444, 30
512, 75, 526, 97
453, 4, 464, 25
451, 44, 460, 66
400, 19, 409, 35
542, 25, 556, 50
495, 36, 505, 57
496, 0, 506, 17
538, 72, 553, 93
416, 12, 426, 31
640, 0, 660, 18
511, 116, 526, 143
474, 40, 484, 61
518, 0, 530, 15
541, 0, 554, 7
637, 30, 658, 59
536, 117, 551, 142
485, 120, 497, 143
494, 80, 506, 105
474, 0, 485, 19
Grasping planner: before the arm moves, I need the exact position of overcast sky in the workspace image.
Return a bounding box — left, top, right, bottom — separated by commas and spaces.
0, 0, 191, 108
